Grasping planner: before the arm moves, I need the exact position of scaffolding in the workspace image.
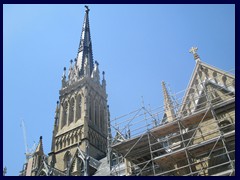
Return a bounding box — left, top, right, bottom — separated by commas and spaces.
109, 69, 235, 176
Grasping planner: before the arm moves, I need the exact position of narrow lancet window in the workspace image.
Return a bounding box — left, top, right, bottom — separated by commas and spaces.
76, 95, 82, 121
61, 102, 68, 128
68, 98, 75, 125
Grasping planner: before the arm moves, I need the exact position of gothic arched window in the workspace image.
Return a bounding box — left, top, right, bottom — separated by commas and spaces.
61, 101, 68, 128
100, 107, 104, 131
56, 142, 59, 151
71, 136, 74, 144
222, 75, 227, 87
64, 151, 72, 170
68, 138, 71, 146
59, 141, 62, 149
95, 101, 99, 126
75, 134, 78, 143
203, 68, 209, 78
76, 95, 82, 121
213, 71, 218, 84
89, 96, 92, 121
68, 98, 75, 125
63, 140, 66, 148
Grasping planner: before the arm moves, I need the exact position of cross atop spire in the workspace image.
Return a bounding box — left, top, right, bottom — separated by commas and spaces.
189, 47, 198, 54
85, 5, 90, 13
189, 46, 201, 62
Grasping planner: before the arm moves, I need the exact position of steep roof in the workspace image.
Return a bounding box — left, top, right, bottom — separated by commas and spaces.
179, 51, 235, 115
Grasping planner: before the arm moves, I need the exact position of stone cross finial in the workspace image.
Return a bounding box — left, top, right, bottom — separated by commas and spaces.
189, 47, 200, 62
189, 47, 198, 54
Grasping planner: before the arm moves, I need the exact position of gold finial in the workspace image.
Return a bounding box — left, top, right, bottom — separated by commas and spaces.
189, 47, 200, 62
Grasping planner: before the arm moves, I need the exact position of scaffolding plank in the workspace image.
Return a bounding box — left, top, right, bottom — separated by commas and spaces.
212, 97, 235, 111
153, 135, 220, 163
150, 121, 179, 137
150, 108, 211, 138
153, 147, 186, 162
112, 133, 148, 151
110, 96, 235, 176
181, 108, 213, 127
211, 169, 234, 176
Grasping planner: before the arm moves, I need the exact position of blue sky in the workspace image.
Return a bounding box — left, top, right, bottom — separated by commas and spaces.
3, 4, 234, 176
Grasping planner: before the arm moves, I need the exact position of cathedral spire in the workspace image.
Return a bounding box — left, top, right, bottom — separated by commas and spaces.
162, 81, 175, 122
77, 5, 94, 77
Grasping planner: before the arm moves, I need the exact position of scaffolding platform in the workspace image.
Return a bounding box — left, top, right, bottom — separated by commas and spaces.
110, 79, 235, 176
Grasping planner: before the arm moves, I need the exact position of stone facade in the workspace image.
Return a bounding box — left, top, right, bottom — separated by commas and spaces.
47, 6, 108, 175
19, 7, 235, 176
19, 6, 109, 176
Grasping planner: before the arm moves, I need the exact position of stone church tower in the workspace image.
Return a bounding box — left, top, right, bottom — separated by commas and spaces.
48, 6, 109, 176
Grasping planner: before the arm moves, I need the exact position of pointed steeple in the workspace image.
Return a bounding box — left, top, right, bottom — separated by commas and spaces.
77, 5, 94, 77
162, 81, 175, 123
34, 136, 44, 156
31, 136, 44, 173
